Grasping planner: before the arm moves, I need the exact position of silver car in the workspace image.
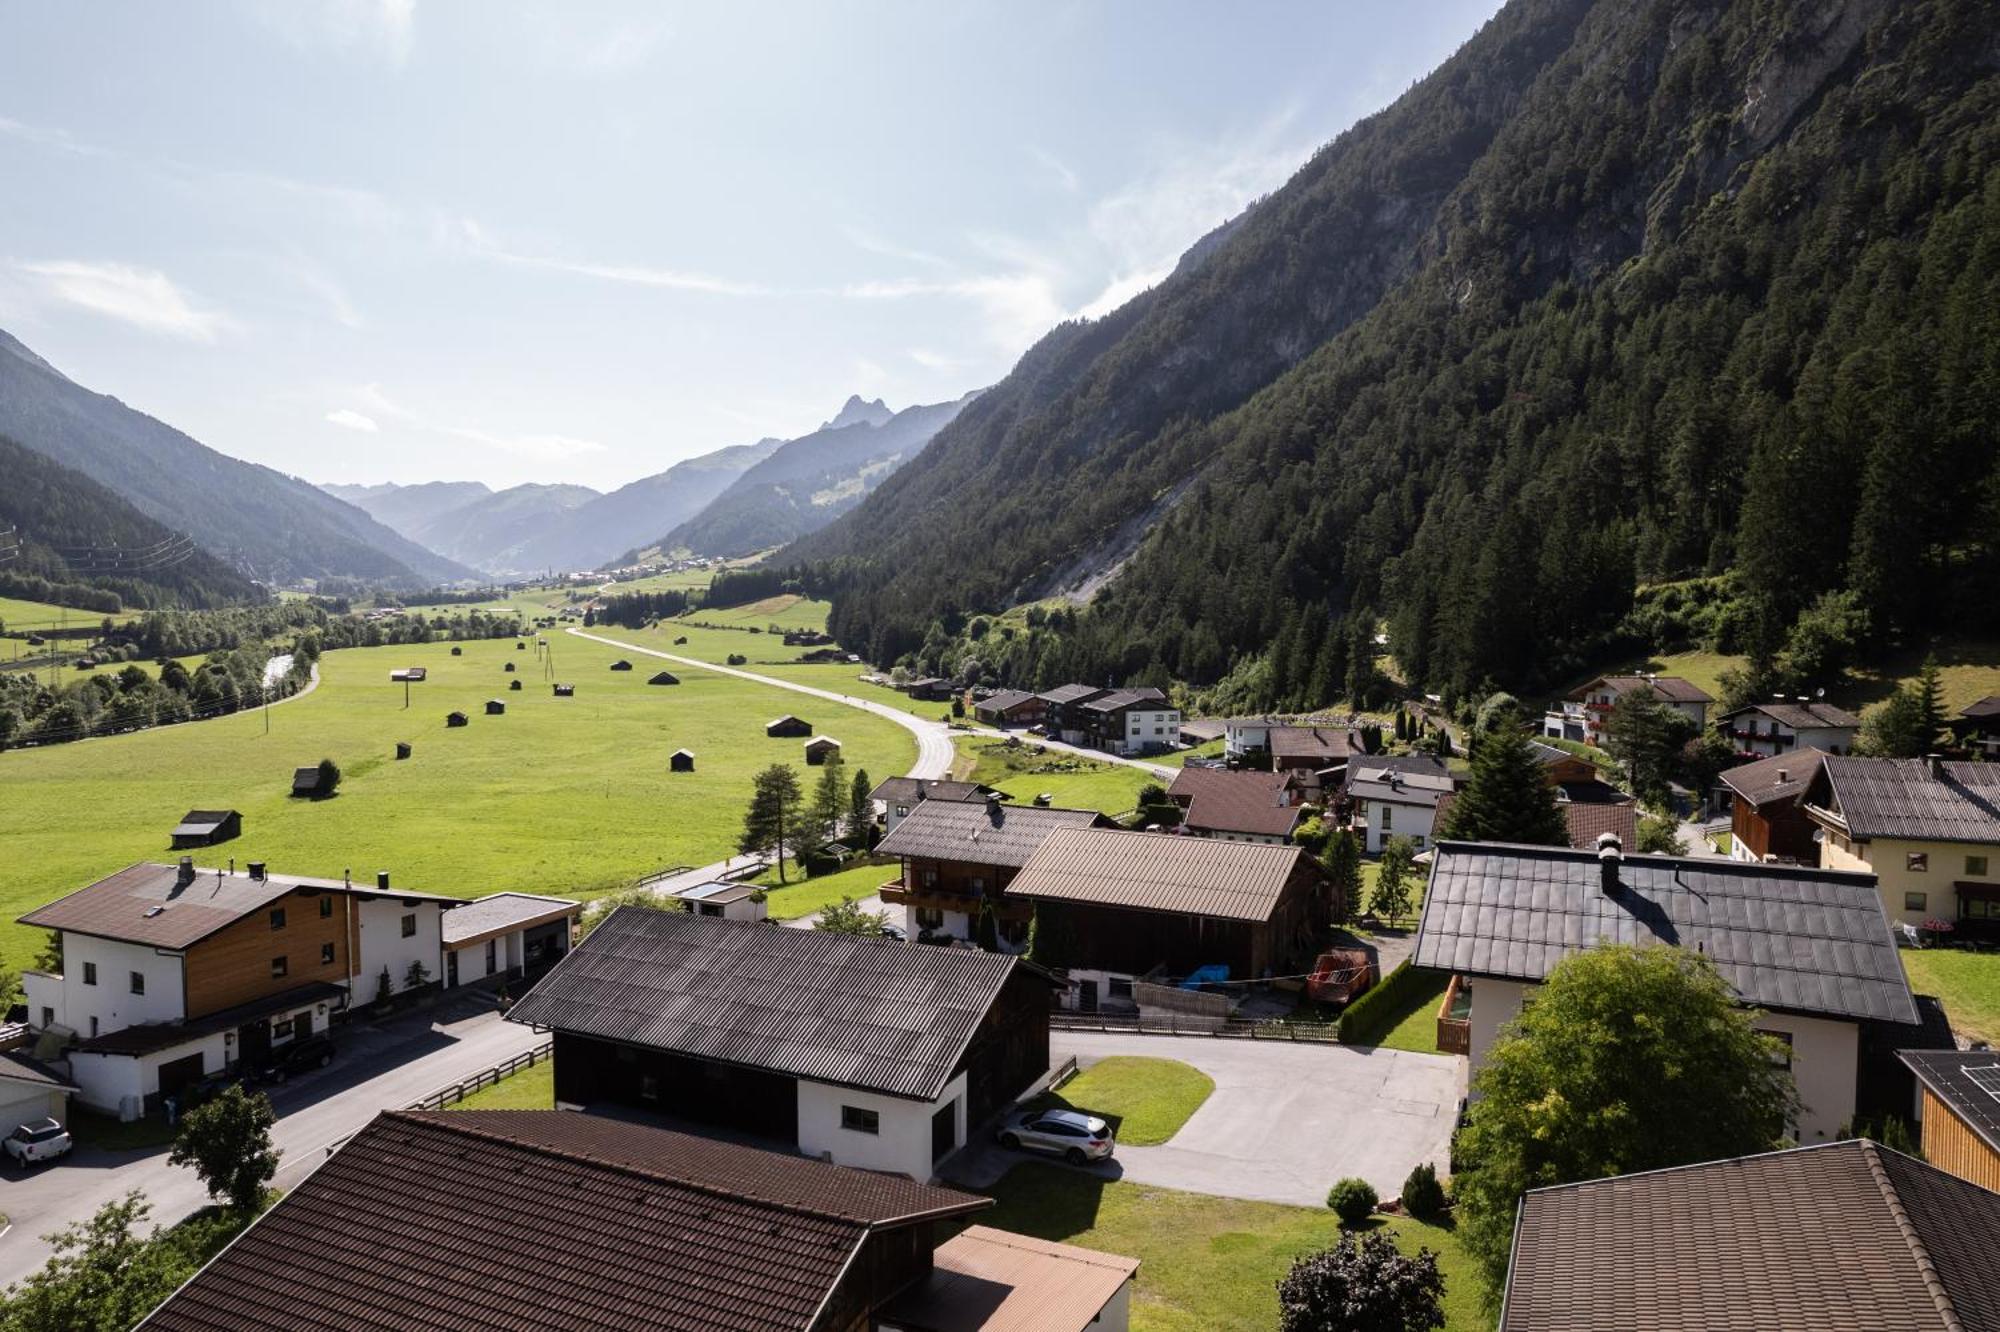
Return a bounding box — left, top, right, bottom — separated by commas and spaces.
998, 1107, 1115, 1165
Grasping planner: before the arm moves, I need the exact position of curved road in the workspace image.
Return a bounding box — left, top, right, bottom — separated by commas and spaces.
565, 627, 955, 779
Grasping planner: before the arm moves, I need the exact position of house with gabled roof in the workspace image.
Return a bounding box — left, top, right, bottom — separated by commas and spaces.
1805, 755, 2000, 929
971, 689, 1045, 727
1074, 688, 1178, 756
1413, 838, 1917, 1142
1958, 696, 2000, 758
1542, 673, 1713, 746
1718, 748, 1830, 865
1499, 1139, 2000, 1332
506, 909, 1054, 1180
875, 797, 1111, 945
870, 776, 999, 835
168, 808, 240, 849
1901, 1050, 2000, 1193
1167, 766, 1306, 844
1345, 755, 1457, 853
1717, 697, 1861, 758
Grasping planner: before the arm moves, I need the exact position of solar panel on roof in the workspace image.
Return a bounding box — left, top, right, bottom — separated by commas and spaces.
1963, 1065, 2000, 1102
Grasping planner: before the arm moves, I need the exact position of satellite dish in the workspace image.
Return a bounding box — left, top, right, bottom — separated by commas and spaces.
1815, 687, 1826, 699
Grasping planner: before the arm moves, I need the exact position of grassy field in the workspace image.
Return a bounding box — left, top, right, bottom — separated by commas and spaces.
1623, 638, 2000, 717
1362, 970, 1452, 1055
448, 1059, 556, 1110
1902, 949, 2000, 1045
756, 860, 895, 922
953, 736, 1152, 817
0, 632, 916, 971
970, 1162, 1489, 1332
1036, 1057, 1214, 1145
0, 593, 141, 635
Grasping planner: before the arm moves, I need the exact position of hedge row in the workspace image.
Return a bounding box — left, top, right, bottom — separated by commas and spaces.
1335, 958, 1437, 1045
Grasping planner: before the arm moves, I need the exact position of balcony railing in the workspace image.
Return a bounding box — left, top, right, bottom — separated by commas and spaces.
1436, 974, 1472, 1056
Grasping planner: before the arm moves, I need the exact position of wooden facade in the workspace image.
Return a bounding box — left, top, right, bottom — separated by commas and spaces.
182, 887, 351, 1017
880, 854, 1034, 926
1042, 858, 1330, 980
1732, 797, 1819, 864
1918, 1086, 2000, 1193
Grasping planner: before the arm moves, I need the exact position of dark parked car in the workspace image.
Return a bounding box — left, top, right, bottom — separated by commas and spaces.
254, 1033, 336, 1084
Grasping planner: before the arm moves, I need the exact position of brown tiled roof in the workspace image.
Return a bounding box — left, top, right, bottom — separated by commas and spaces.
1821, 757, 2000, 844
74, 981, 348, 1055
20, 862, 301, 949
1006, 827, 1314, 923
139, 1109, 988, 1332
1963, 696, 2000, 722
1413, 842, 1916, 1024
974, 689, 1038, 714
507, 909, 1026, 1101
875, 799, 1107, 869
870, 777, 990, 807
1500, 1140, 2000, 1332
1720, 749, 1829, 808
1589, 674, 1714, 704
1719, 700, 1862, 730
1167, 767, 1303, 838
881, 1225, 1140, 1332
441, 892, 579, 947
1559, 802, 1637, 852
1267, 726, 1356, 761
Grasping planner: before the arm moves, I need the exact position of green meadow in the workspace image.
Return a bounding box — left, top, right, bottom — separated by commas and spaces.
0, 631, 916, 970
954, 736, 1152, 817
0, 594, 141, 635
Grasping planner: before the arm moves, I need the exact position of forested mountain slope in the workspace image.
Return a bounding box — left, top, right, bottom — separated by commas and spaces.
653, 393, 976, 559
0, 330, 475, 588
0, 435, 261, 611
796, 0, 2000, 710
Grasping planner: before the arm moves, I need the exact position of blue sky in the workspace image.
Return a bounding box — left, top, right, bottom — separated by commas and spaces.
0, 1, 1502, 490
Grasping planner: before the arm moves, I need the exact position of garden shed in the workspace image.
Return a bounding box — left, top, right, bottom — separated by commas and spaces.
648, 670, 680, 686
291, 766, 324, 797
670, 749, 696, 772
486, 700, 506, 716
447, 711, 469, 728
509, 679, 522, 691
554, 684, 575, 697
395, 742, 413, 760
504, 661, 516, 673
804, 736, 843, 765
765, 715, 811, 738
451, 646, 463, 656
610, 660, 633, 672
170, 809, 241, 849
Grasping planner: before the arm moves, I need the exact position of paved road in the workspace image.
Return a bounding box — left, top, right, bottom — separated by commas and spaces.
566, 627, 955, 780
0, 993, 540, 1286
949, 1031, 1461, 1207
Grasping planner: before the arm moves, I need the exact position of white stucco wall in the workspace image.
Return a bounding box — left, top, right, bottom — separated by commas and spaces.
795, 1072, 966, 1181
1822, 833, 2000, 928
32, 934, 187, 1037
0, 1082, 66, 1130
354, 896, 447, 997
1366, 799, 1439, 853
446, 934, 508, 987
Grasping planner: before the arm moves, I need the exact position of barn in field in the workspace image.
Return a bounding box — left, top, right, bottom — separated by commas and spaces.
766, 715, 811, 738
170, 810, 241, 849
804, 736, 843, 765
670, 749, 696, 773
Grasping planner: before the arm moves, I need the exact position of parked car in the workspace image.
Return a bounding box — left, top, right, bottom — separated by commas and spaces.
880, 923, 908, 942
997, 1107, 1115, 1165
254, 1033, 336, 1084
4, 1118, 72, 1167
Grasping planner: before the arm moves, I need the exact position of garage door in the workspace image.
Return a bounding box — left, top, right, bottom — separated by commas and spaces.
0, 1084, 57, 1131
158, 1053, 205, 1101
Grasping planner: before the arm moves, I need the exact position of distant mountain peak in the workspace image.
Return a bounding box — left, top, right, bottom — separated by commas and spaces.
823, 395, 893, 431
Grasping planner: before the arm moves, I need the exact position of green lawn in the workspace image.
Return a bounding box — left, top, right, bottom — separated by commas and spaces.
954, 737, 1151, 817
1178, 736, 1226, 762
0, 633, 917, 971
0, 593, 141, 635
1902, 948, 2000, 1045
446, 1059, 555, 1110
1034, 1057, 1214, 1145
969, 1163, 1490, 1332
756, 859, 896, 922
1363, 970, 1452, 1054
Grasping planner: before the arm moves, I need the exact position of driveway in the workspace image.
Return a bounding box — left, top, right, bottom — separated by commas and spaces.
566, 627, 955, 780
0, 992, 542, 1286
949, 1031, 1462, 1207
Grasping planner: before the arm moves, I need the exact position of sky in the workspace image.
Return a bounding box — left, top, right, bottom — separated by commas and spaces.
0, 0, 1503, 492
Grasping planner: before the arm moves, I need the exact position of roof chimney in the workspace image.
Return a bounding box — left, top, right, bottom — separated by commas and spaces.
1597, 832, 1622, 896
1776, 768, 1789, 785
248, 862, 266, 881
176, 856, 195, 887
1925, 753, 1946, 780
377, 870, 390, 891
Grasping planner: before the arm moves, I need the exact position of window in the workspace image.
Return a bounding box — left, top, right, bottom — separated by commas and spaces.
639, 1074, 660, 1102
1109, 978, 1134, 1000
1906, 891, 1928, 913
895, 804, 911, 818
969, 876, 986, 894
269, 907, 286, 930
915, 907, 945, 930
273, 1019, 294, 1039
1908, 852, 1929, 873
1411, 836, 1426, 850
129, 971, 145, 996
1967, 899, 1997, 920
401, 913, 417, 937
82, 961, 97, 986
271, 956, 288, 978
1970, 856, 1991, 878
320, 895, 334, 918
485, 939, 497, 972
841, 1105, 880, 1135
39, 1007, 52, 1029
1755, 1029, 1795, 1069
321, 943, 336, 965
89, 1016, 98, 1037
699, 903, 723, 917
1381, 805, 1394, 831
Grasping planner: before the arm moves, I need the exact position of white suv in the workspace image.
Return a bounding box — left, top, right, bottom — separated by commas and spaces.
4, 1118, 72, 1167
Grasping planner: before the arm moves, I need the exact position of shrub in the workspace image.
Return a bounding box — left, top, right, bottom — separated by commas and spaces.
315, 756, 341, 795
1401, 1162, 1446, 1219
1327, 1177, 1378, 1226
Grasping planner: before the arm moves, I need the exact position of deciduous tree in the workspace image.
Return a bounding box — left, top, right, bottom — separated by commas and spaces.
168, 1084, 279, 1213
1372, 837, 1417, 926
1276, 1231, 1445, 1332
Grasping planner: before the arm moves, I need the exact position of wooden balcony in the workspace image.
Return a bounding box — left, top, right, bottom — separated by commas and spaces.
1436, 973, 1472, 1057
876, 880, 1031, 920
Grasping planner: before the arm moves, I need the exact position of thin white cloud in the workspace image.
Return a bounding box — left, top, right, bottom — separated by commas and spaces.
17, 260, 230, 341
0, 116, 108, 159
1077, 266, 1172, 320
345, 382, 604, 461
438, 216, 772, 296
325, 408, 379, 432
1027, 145, 1080, 192
908, 348, 965, 371
282, 260, 364, 328
842, 226, 950, 270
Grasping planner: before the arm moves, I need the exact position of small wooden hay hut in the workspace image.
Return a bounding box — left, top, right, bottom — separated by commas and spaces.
670, 749, 696, 772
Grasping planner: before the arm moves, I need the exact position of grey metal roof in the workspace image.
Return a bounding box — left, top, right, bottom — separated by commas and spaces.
875, 799, 1105, 869
171, 809, 237, 835
507, 909, 1024, 1101
1821, 757, 2000, 844
869, 777, 989, 807
441, 892, 580, 946
1079, 689, 1169, 714
20, 862, 301, 949
1901, 1051, 2000, 1160
1719, 700, 1862, 730
1036, 684, 1107, 707
1962, 696, 2000, 721
0, 1050, 77, 1093
1005, 827, 1314, 923
1720, 749, 1830, 808
1347, 765, 1455, 808
1267, 726, 1356, 760
1412, 841, 1916, 1024
1501, 1140, 2000, 1332
973, 689, 1038, 713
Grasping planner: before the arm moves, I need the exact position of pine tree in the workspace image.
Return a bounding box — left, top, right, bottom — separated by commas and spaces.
1323, 828, 1363, 925
809, 753, 847, 851
1373, 837, 1417, 927
1441, 709, 1568, 846
849, 767, 874, 847
974, 900, 1000, 952
739, 764, 805, 884
1602, 686, 1676, 804
1914, 657, 1947, 752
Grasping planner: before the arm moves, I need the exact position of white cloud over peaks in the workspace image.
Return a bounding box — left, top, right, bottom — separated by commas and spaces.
325, 408, 379, 432
342, 382, 603, 461
18, 260, 229, 341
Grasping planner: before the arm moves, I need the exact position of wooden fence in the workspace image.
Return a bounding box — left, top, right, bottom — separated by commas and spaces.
405, 1040, 554, 1112
1049, 1012, 1341, 1043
